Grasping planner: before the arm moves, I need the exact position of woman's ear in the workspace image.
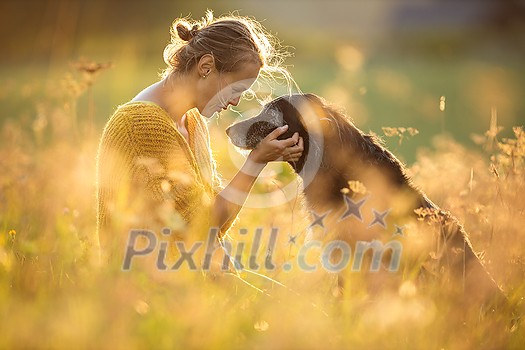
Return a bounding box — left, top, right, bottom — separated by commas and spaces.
197, 54, 215, 77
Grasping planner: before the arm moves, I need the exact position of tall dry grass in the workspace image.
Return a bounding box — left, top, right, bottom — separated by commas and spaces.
0, 62, 523, 349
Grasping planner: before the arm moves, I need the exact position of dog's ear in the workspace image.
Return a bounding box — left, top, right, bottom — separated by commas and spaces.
276, 98, 304, 140
273, 96, 310, 174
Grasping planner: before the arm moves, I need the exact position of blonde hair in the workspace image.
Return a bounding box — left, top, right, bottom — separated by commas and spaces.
162, 10, 294, 90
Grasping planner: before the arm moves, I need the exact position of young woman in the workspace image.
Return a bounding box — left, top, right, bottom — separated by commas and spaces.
96, 11, 303, 263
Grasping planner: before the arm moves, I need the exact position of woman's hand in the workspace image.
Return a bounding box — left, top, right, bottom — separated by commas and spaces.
248, 125, 304, 164
215, 125, 304, 235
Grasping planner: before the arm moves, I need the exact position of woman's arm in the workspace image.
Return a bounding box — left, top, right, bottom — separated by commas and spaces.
213, 125, 304, 234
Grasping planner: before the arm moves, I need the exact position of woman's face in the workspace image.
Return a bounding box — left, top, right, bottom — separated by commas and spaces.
198, 61, 261, 118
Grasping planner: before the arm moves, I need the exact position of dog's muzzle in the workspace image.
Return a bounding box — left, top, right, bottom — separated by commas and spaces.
226, 120, 281, 149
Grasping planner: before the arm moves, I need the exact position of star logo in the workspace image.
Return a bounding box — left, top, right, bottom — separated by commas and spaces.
393, 225, 406, 237
368, 209, 390, 228
340, 196, 368, 222
288, 234, 297, 245
309, 210, 331, 229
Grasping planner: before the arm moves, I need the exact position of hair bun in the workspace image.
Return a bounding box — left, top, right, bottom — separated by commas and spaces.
176, 23, 200, 42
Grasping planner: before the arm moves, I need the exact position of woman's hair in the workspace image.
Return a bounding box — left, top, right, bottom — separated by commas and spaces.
162, 10, 293, 86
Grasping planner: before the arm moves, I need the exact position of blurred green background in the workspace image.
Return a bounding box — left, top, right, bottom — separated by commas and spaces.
1, 0, 524, 162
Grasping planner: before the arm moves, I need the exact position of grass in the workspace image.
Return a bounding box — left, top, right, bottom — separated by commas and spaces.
0, 59, 524, 349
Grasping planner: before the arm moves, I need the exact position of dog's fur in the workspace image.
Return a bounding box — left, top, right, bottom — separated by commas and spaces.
226, 93, 507, 310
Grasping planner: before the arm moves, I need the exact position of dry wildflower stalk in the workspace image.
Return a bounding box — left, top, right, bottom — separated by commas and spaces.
62, 58, 113, 137
414, 207, 442, 224
382, 127, 419, 145
487, 126, 525, 176
340, 180, 367, 196
471, 110, 523, 176
347, 180, 367, 194
439, 96, 446, 112
71, 58, 113, 87
496, 126, 525, 174
485, 108, 504, 152
254, 320, 269, 332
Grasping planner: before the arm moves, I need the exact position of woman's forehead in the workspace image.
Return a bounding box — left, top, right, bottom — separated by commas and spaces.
228, 61, 260, 85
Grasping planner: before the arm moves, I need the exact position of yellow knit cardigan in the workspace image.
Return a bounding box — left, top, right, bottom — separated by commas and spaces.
96, 102, 228, 257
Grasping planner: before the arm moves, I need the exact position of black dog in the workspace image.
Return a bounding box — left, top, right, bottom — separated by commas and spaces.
226, 93, 507, 310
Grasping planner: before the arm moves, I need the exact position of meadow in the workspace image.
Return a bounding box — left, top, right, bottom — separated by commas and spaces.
0, 53, 524, 349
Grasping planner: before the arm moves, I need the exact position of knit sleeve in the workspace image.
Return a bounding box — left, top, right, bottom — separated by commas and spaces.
182, 109, 238, 235
128, 106, 208, 231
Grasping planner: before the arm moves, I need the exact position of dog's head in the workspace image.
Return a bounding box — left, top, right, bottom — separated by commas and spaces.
226, 93, 327, 173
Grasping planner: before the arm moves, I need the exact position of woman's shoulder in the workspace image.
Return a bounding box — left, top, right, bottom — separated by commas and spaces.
100, 102, 172, 145
104, 101, 173, 131
114, 101, 168, 119
109, 102, 191, 151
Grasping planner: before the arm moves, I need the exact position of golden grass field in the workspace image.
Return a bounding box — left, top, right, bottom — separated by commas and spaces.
0, 62, 524, 349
